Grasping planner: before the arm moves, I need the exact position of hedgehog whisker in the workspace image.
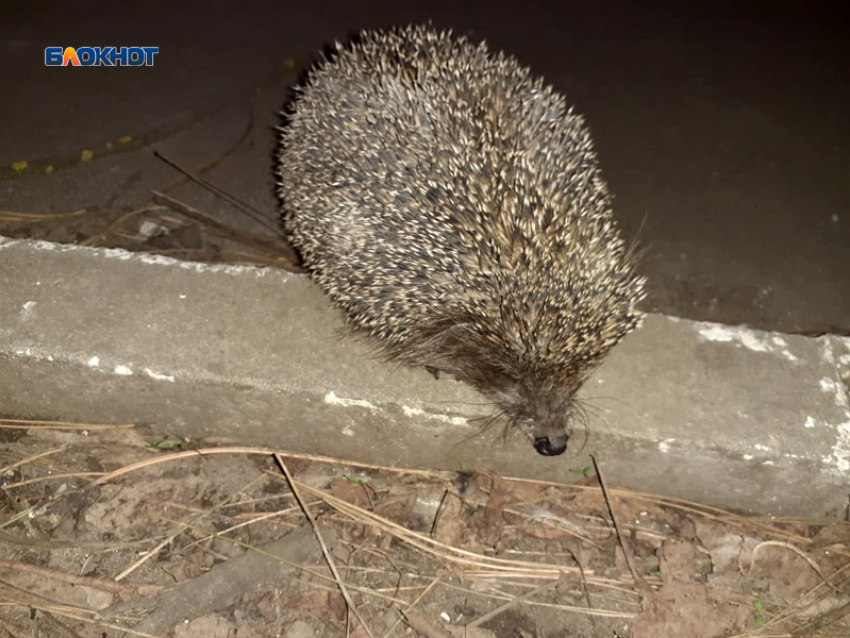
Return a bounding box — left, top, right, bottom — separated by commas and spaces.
460, 411, 506, 445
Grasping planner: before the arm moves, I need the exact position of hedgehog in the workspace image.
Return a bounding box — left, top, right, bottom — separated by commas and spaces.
277, 24, 646, 456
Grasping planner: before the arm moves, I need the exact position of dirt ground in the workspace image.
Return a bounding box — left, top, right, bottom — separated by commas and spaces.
1, 418, 849, 637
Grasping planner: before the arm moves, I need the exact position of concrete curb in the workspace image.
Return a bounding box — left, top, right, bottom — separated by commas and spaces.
2, 235, 849, 516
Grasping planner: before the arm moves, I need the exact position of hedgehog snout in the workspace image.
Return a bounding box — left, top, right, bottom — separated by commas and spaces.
507, 389, 576, 457
533, 435, 568, 456
514, 413, 570, 456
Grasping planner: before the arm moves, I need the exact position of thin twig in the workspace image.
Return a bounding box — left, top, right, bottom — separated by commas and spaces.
1, 472, 104, 489
113, 532, 177, 582
0, 446, 66, 476
745, 541, 840, 595
164, 517, 408, 606
0, 529, 152, 550
590, 454, 651, 597
95, 446, 453, 486
150, 190, 299, 266
790, 598, 850, 634
468, 579, 560, 628
399, 613, 452, 638
79, 205, 167, 247
0, 597, 160, 637
436, 580, 635, 619
502, 474, 810, 544
0, 419, 134, 430
114, 473, 270, 582
292, 479, 590, 578
153, 150, 280, 235
274, 453, 375, 638
0, 209, 88, 222
0, 558, 161, 596
384, 575, 442, 638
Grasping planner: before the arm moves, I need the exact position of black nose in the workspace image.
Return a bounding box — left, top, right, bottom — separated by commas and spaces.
533, 435, 568, 456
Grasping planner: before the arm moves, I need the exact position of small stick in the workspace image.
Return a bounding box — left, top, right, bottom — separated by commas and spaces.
384, 575, 442, 638
467, 579, 560, 628
0, 558, 161, 596
0, 597, 160, 638
0, 208, 88, 221
79, 205, 167, 247
1, 472, 104, 489
274, 453, 375, 638
399, 613, 452, 638
115, 473, 271, 582
95, 446, 452, 486
0, 418, 134, 430
153, 151, 280, 235
0, 446, 66, 476
745, 540, 840, 594
590, 454, 651, 597
150, 190, 300, 268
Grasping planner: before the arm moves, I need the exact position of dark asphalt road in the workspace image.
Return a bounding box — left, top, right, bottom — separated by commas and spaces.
2, 0, 848, 333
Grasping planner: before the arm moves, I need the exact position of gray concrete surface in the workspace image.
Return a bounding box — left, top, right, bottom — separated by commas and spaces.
2, 0, 849, 333
2, 236, 849, 517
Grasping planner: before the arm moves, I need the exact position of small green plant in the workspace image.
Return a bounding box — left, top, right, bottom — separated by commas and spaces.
753, 599, 765, 626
